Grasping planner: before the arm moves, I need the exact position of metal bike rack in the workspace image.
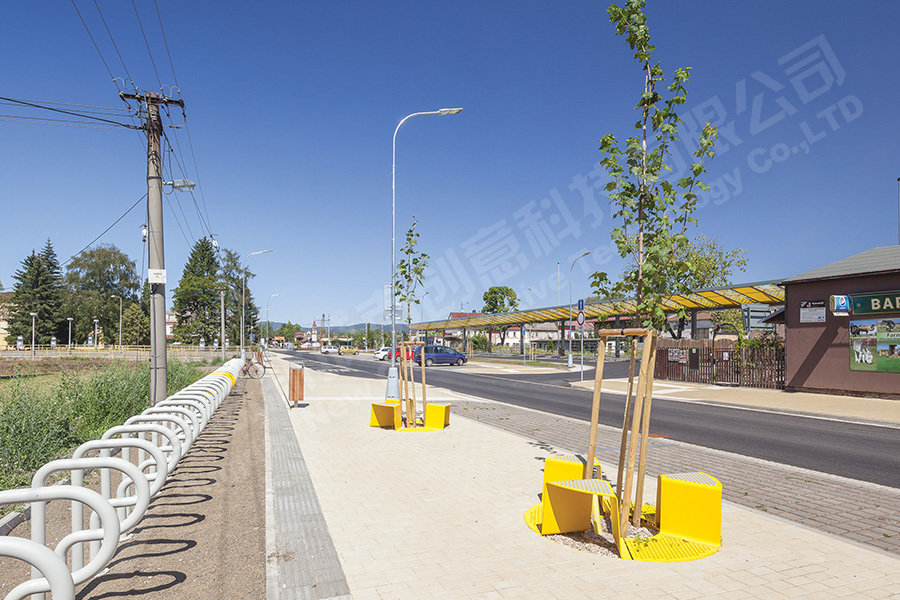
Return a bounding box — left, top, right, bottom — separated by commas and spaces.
0, 358, 244, 598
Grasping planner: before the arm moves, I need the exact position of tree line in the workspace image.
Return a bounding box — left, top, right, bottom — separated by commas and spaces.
2, 238, 263, 348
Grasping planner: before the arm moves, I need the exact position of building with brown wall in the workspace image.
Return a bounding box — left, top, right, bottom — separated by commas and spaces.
782, 245, 900, 398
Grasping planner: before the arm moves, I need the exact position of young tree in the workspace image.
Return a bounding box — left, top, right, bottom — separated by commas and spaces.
394, 218, 429, 326
618, 234, 748, 338
481, 286, 519, 346
591, 0, 718, 330
64, 244, 141, 344
172, 238, 221, 344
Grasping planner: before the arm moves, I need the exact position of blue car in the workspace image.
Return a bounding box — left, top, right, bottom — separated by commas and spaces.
414, 345, 468, 367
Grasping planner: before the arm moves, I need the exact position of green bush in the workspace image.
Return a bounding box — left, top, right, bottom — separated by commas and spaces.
0, 360, 205, 493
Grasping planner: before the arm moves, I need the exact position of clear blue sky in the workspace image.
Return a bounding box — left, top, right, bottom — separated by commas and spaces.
2, 1, 899, 328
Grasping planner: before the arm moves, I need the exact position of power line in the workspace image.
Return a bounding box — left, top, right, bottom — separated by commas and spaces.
0, 96, 140, 130
153, 0, 180, 90
0, 114, 130, 131
70, 0, 116, 85
92, 0, 137, 90
131, 0, 162, 91
62, 194, 147, 267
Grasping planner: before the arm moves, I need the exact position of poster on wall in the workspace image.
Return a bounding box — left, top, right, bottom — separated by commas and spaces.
849, 318, 900, 373
800, 300, 826, 323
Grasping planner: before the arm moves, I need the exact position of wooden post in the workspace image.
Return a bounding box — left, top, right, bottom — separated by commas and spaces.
632, 331, 658, 526
289, 365, 304, 408
616, 337, 638, 502
420, 343, 427, 413
619, 333, 652, 537
584, 349, 606, 479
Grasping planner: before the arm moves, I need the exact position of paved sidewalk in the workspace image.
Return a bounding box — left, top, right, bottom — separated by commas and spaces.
263, 356, 900, 599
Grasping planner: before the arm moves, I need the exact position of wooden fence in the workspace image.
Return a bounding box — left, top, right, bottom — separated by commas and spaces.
654, 339, 785, 389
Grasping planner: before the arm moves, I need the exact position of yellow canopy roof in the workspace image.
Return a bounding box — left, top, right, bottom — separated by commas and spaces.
414, 280, 784, 330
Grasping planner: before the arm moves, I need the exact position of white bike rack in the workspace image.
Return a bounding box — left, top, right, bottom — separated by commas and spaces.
0, 358, 243, 599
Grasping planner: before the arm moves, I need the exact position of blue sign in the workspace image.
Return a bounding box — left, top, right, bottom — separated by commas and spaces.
578, 298, 584, 312
830, 294, 851, 314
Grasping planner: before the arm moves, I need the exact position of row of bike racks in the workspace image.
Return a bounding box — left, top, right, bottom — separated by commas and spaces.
0, 358, 243, 600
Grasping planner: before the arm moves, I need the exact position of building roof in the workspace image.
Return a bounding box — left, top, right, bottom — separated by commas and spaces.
782, 245, 900, 284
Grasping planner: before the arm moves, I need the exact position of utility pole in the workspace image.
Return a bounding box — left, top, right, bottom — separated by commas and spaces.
220, 289, 226, 362
121, 91, 184, 406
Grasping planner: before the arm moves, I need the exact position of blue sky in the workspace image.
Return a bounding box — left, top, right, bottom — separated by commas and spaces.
2, 1, 899, 328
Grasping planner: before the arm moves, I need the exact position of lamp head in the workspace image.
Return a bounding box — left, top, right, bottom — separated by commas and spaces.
438, 108, 463, 115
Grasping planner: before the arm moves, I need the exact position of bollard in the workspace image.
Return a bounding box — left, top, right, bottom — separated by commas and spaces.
290, 363, 305, 408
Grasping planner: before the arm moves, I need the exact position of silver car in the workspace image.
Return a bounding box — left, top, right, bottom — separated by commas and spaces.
320, 345, 339, 355
374, 346, 391, 361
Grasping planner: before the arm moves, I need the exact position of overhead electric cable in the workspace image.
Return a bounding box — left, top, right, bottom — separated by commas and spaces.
153, 0, 180, 90
62, 194, 147, 267
131, 0, 162, 90
70, 0, 116, 84
0, 96, 140, 130
93, 0, 136, 89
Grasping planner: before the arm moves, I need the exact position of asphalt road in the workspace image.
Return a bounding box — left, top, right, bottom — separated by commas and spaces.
281, 351, 900, 489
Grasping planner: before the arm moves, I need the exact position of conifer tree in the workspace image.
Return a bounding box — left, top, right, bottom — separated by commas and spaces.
172, 238, 221, 344
6, 240, 65, 345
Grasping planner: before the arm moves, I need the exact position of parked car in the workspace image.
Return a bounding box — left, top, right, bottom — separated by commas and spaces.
339, 346, 359, 355
414, 345, 467, 367
389, 347, 414, 361
374, 346, 392, 361
320, 345, 339, 355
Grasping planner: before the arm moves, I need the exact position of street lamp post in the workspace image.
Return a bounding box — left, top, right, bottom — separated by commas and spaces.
389, 107, 463, 400
568, 251, 591, 368
29, 312, 37, 360
93, 318, 99, 350
67, 317, 73, 355
241, 250, 273, 361
266, 293, 282, 346
110, 295, 123, 349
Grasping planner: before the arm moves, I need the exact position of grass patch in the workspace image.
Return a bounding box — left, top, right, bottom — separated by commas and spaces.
0, 359, 206, 497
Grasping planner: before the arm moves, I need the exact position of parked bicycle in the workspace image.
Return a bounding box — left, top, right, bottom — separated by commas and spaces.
242, 355, 266, 379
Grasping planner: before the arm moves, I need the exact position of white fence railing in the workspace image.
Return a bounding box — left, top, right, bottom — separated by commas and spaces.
0, 358, 243, 600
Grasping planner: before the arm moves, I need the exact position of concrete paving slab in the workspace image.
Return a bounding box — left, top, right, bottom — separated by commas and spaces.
264, 355, 900, 599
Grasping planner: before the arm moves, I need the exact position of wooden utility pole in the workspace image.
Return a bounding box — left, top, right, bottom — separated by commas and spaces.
121, 91, 185, 406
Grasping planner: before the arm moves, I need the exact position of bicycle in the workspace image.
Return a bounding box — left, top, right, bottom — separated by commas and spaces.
242, 356, 266, 379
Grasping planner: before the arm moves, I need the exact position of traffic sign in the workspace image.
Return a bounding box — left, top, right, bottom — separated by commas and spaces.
576, 310, 585, 326
578, 298, 584, 312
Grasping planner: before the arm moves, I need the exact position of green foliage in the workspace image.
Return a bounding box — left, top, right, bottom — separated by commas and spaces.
394, 218, 429, 325
63, 244, 143, 345
592, 0, 718, 330
470, 333, 488, 350
0, 360, 205, 492
482, 286, 520, 345
219, 248, 260, 343
6, 240, 66, 345
172, 238, 221, 344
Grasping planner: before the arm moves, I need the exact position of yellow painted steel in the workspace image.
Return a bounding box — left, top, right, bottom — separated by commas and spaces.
541, 454, 602, 499
539, 479, 616, 536
655, 472, 722, 546
424, 402, 451, 429
369, 402, 401, 429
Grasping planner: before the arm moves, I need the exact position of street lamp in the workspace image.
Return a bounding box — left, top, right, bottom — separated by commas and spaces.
93, 318, 99, 350
266, 293, 282, 345
110, 295, 123, 349
568, 251, 591, 368
29, 312, 37, 360
67, 317, 73, 355
241, 249, 273, 361
389, 107, 463, 400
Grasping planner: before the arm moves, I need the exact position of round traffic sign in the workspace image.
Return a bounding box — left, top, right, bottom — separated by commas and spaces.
576, 310, 585, 326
